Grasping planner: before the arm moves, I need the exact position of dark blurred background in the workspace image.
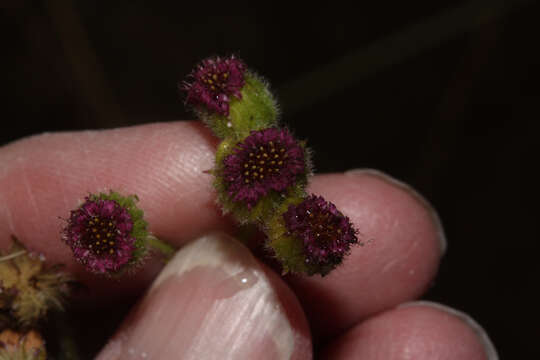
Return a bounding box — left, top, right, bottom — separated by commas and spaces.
1, 0, 537, 358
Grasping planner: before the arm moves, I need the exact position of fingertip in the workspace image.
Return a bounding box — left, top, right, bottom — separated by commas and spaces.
98, 233, 312, 359
345, 168, 446, 254
289, 170, 444, 337
322, 302, 497, 360
398, 301, 498, 360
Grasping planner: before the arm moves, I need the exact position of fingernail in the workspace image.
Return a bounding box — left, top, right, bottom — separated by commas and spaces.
97, 233, 307, 360
398, 301, 499, 360
345, 168, 447, 255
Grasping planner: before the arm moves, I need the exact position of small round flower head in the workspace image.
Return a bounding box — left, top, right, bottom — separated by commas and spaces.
221, 128, 307, 210
62, 191, 148, 274
283, 195, 358, 275
184, 55, 246, 116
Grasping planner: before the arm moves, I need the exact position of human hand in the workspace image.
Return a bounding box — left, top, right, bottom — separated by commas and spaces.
0, 121, 497, 359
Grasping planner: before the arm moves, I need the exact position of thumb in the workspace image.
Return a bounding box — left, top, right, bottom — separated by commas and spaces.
97, 233, 312, 359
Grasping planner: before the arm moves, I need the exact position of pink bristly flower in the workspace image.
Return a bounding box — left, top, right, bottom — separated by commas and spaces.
62, 195, 143, 274
183, 55, 246, 116
222, 128, 307, 209
283, 195, 358, 274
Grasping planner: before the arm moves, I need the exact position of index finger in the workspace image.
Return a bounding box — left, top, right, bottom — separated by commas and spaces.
0, 121, 228, 298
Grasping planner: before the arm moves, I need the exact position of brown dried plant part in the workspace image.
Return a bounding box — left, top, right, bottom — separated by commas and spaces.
0, 329, 46, 360
0, 236, 74, 328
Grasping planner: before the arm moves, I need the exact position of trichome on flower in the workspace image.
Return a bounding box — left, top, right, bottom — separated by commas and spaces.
61, 191, 175, 276
183, 55, 246, 117
281, 195, 358, 275
62, 191, 149, 275
219, 128, 309, 211
182, 55, 279, 140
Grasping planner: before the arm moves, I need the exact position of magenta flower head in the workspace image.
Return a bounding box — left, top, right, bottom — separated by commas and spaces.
268, 195, 359, 276
62, 191, 150, 275
215, 127, 310, 222
183, 55, 246, 117
182, 55, 279, 140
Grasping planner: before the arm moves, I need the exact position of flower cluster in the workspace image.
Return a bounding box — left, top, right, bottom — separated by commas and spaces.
183, 55, 359, 275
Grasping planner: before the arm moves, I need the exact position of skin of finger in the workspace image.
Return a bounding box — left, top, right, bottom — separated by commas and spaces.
320, 304, 492, 360
0, 121, 229, 299
97, 233, 312, 360
287, 172, 442, 338
0, 121, 441, 327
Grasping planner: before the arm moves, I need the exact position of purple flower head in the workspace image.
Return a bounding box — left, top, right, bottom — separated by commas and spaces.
63, 197, 137, 274
222, 128, 306, 209
283, 195, 358, 272
183, 55, 246, 116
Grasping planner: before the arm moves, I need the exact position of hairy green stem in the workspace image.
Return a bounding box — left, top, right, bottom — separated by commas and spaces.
146, 234, 176, 260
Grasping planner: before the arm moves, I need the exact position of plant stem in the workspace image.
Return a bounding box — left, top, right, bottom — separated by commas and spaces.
0, 250, 26, 262
146, 234, 176, 260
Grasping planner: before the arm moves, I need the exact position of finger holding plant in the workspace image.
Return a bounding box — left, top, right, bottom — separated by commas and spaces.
0, 53, 489, 359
